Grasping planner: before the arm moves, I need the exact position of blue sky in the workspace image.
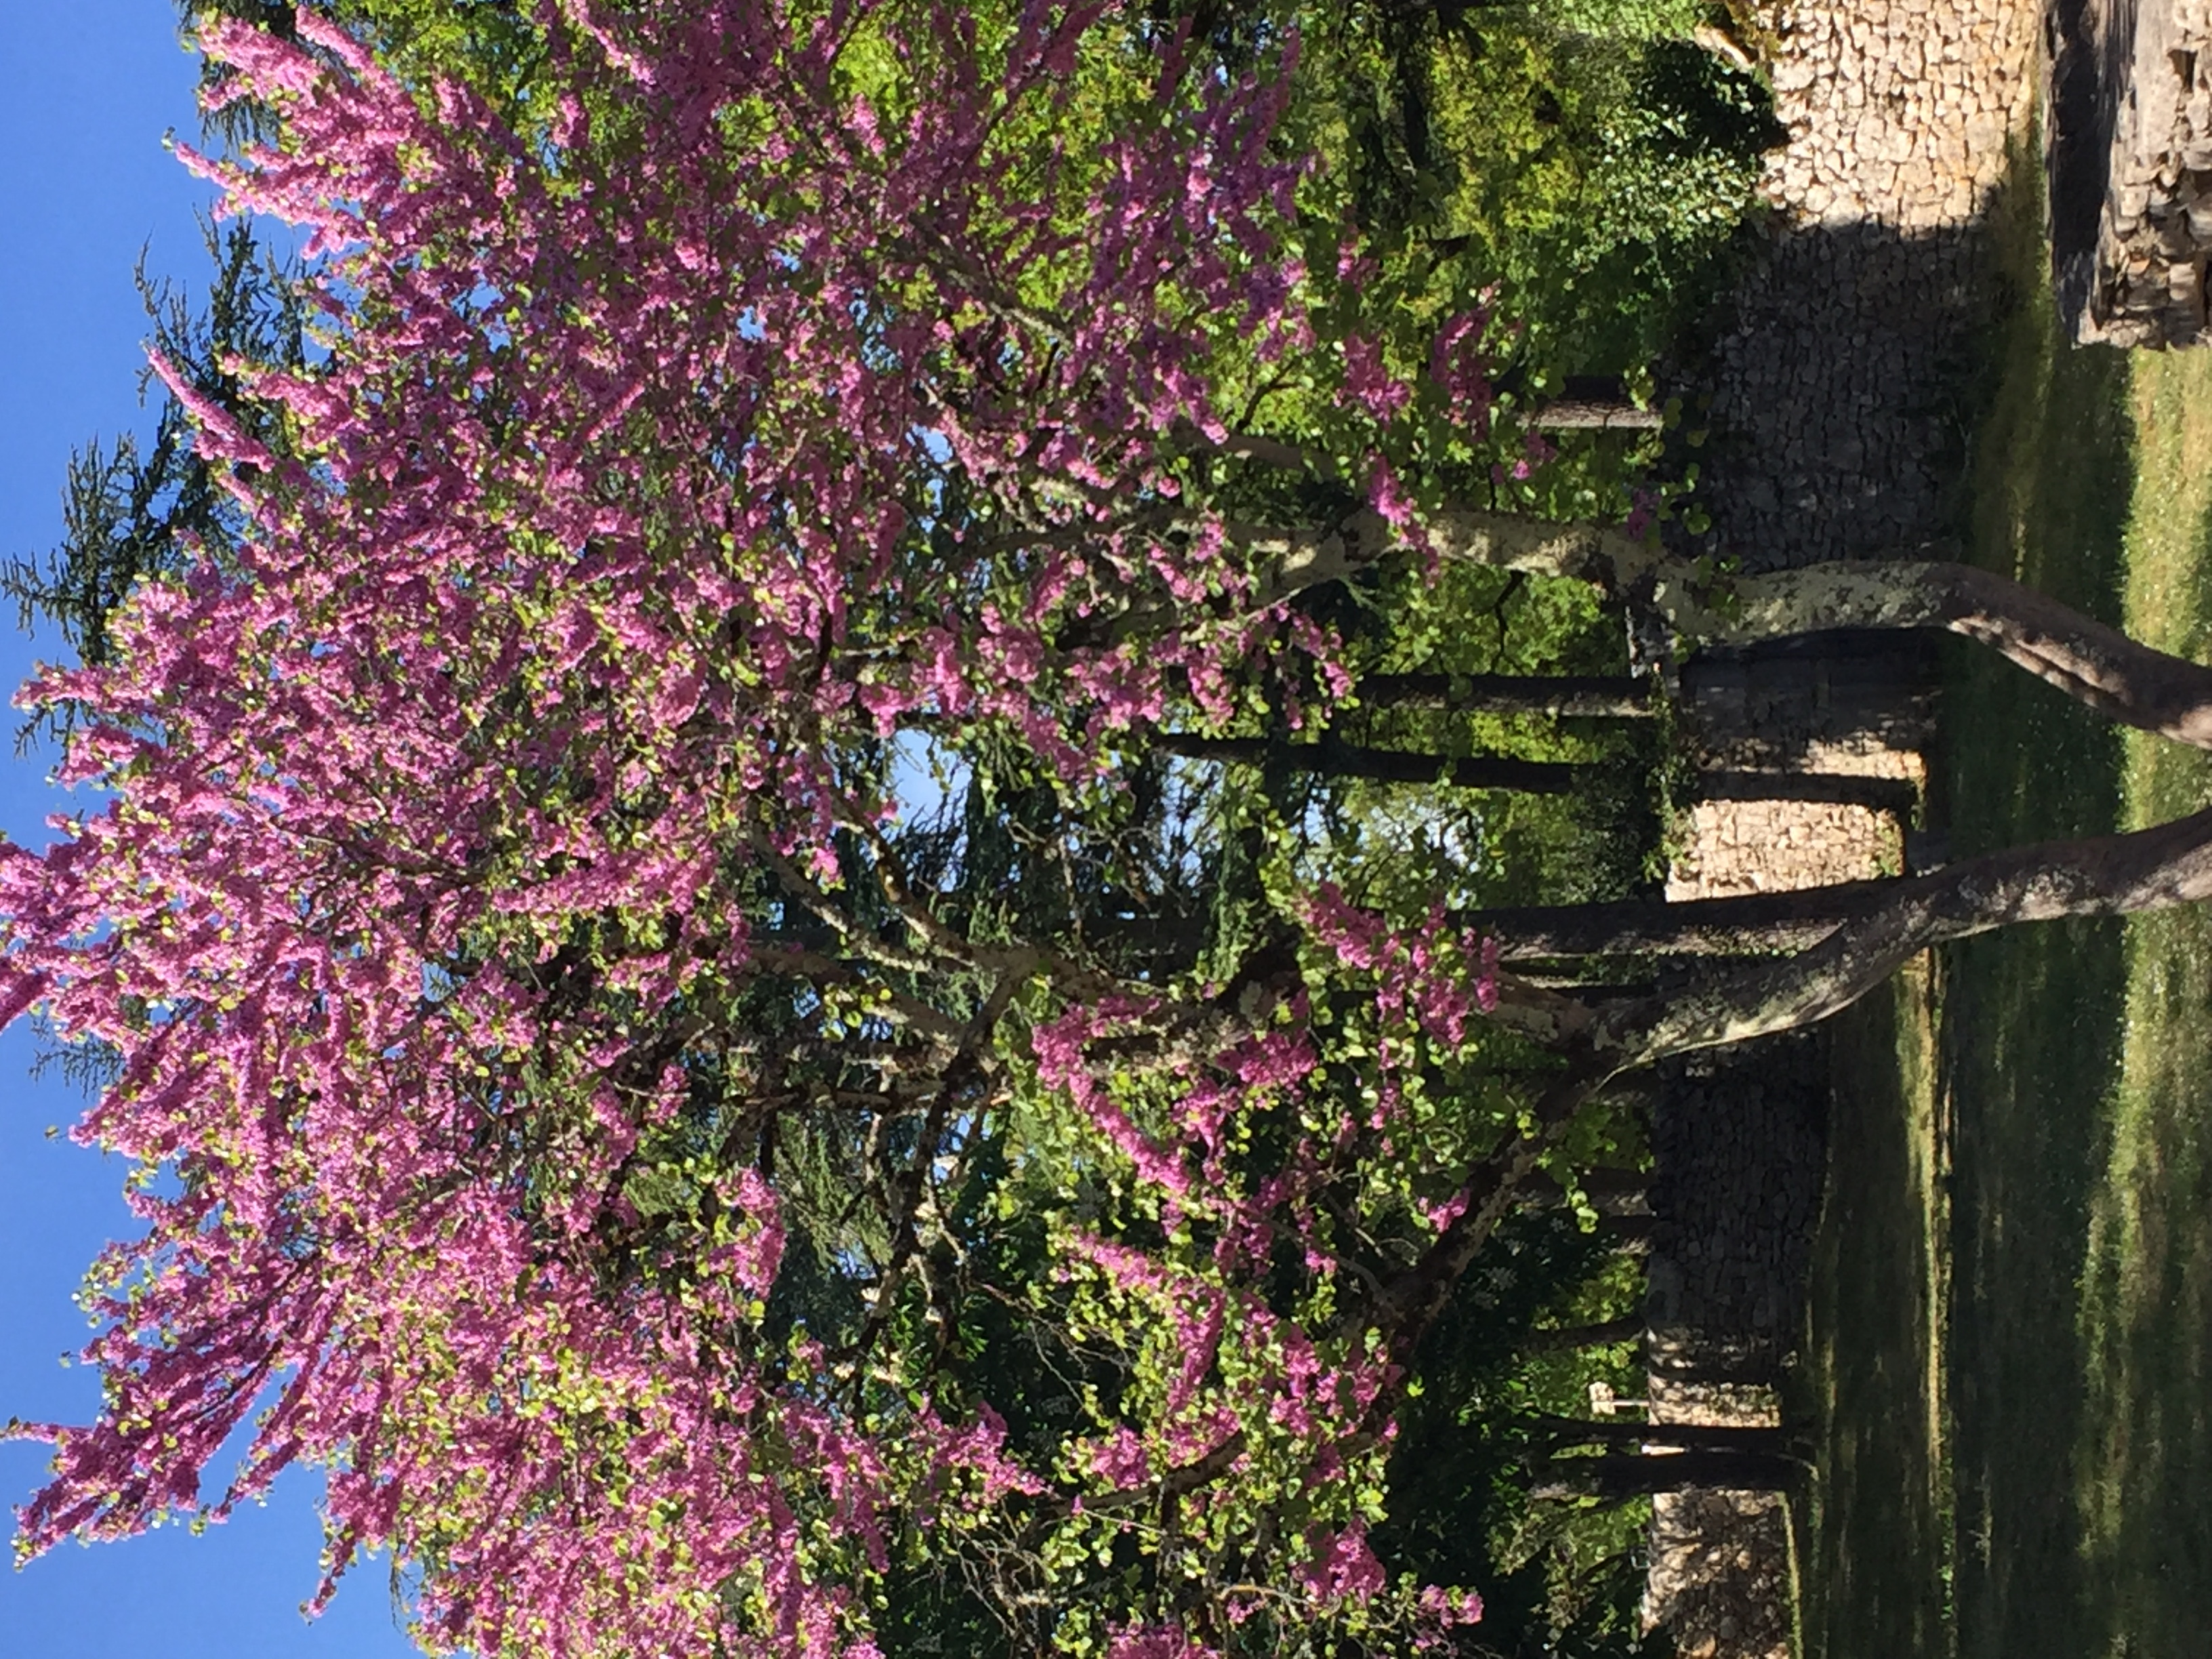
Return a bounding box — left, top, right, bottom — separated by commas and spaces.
0, 5, 425, 1654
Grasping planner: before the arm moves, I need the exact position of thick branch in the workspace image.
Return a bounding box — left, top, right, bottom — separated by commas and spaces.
1152, 731, 1593, 795
1054, 1431, 1251, 1519
1520, 1164, 1650, 1214
1357, 672, 1652, 719
1597, 804, 2212, 1063
1170, 420, 1332, 477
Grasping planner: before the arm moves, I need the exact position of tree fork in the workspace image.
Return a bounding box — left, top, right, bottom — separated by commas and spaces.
1597, 802, 2212, 1064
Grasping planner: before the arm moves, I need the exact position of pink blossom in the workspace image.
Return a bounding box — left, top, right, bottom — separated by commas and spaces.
0, 5, 1505, 1653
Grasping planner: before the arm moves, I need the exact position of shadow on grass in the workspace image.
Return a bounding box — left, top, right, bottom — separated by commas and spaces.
1940, 142, 2134, 1659
1793, 963, 1948, 1659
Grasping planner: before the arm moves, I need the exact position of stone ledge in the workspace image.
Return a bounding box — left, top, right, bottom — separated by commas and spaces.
2053, 0, 2212, 342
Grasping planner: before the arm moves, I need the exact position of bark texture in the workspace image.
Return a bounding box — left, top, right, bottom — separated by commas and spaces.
1530, 1449, 1804, 1502
1530, 397, 1666, 432
1151, 732, 1595, 794
1468, 881, 1893, 960
1357, 671, 1652, 719
1598, 804, 2212, 1063
1518, 1314, 1649, 1353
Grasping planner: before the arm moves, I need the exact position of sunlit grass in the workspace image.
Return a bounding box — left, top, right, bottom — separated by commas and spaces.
1922, 153, 2212, 1659
2068, 346, 2212, 1659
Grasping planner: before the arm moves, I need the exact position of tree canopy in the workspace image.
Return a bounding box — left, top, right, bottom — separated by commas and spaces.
22, 6, 2212, 1659
1, 7, 1538, 1656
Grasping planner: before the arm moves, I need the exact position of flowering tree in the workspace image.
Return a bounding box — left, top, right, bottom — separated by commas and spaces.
24, 5, 2212, 1658
4, 6, 1527, 1656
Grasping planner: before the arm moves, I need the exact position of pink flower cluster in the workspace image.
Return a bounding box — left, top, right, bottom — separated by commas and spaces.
1303, 884, 1502, 1047
0, 3, 1503, 1654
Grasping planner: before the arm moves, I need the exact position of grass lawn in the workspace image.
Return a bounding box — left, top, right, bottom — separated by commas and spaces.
1796, 144, 2212, 1659
1792, 960, 1949, 1659
2068, 331, 2212, 1659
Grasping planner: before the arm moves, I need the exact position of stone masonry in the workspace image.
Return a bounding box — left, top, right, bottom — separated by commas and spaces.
1641, 0, 2037, 1653
2054, 0, 2212, 344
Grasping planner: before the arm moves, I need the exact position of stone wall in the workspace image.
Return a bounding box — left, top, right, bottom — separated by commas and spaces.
1639, 0, 2037, 1650
1688, 0, 2034, 575
1647, 1036, 1832, 1378
2054, 0, 2212, 343
1669, 639, 1933, 901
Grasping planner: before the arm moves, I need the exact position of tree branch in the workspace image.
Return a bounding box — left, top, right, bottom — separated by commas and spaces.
1683, 558, 2212, 750
1151, 731, 1594, 795
1597, 803, 2212, 1064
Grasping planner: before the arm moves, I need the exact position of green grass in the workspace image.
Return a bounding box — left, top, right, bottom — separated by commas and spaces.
1937, 140, 2135, 1659
2068, 348, 2212, 1659
1799, 138, 2212, 1659
1793, 960, 1949, 1659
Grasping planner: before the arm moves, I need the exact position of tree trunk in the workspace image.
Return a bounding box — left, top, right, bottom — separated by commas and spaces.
1596, 1212, 1657, 1252
1529, 1448, 1801, 1501
1523, 1416, 1791, 1458
1666, 559, 2212, 750
1698, 767, 1921, 815
1151, 732, 1595, 796
1088, 876, 1903, 978
1519, 1313, 1647, 1353
1238, 509, 2212, 753
1519, 1164, 1649, 1212
1357, 671, 1653, 719
1463, 879, 1893, 960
